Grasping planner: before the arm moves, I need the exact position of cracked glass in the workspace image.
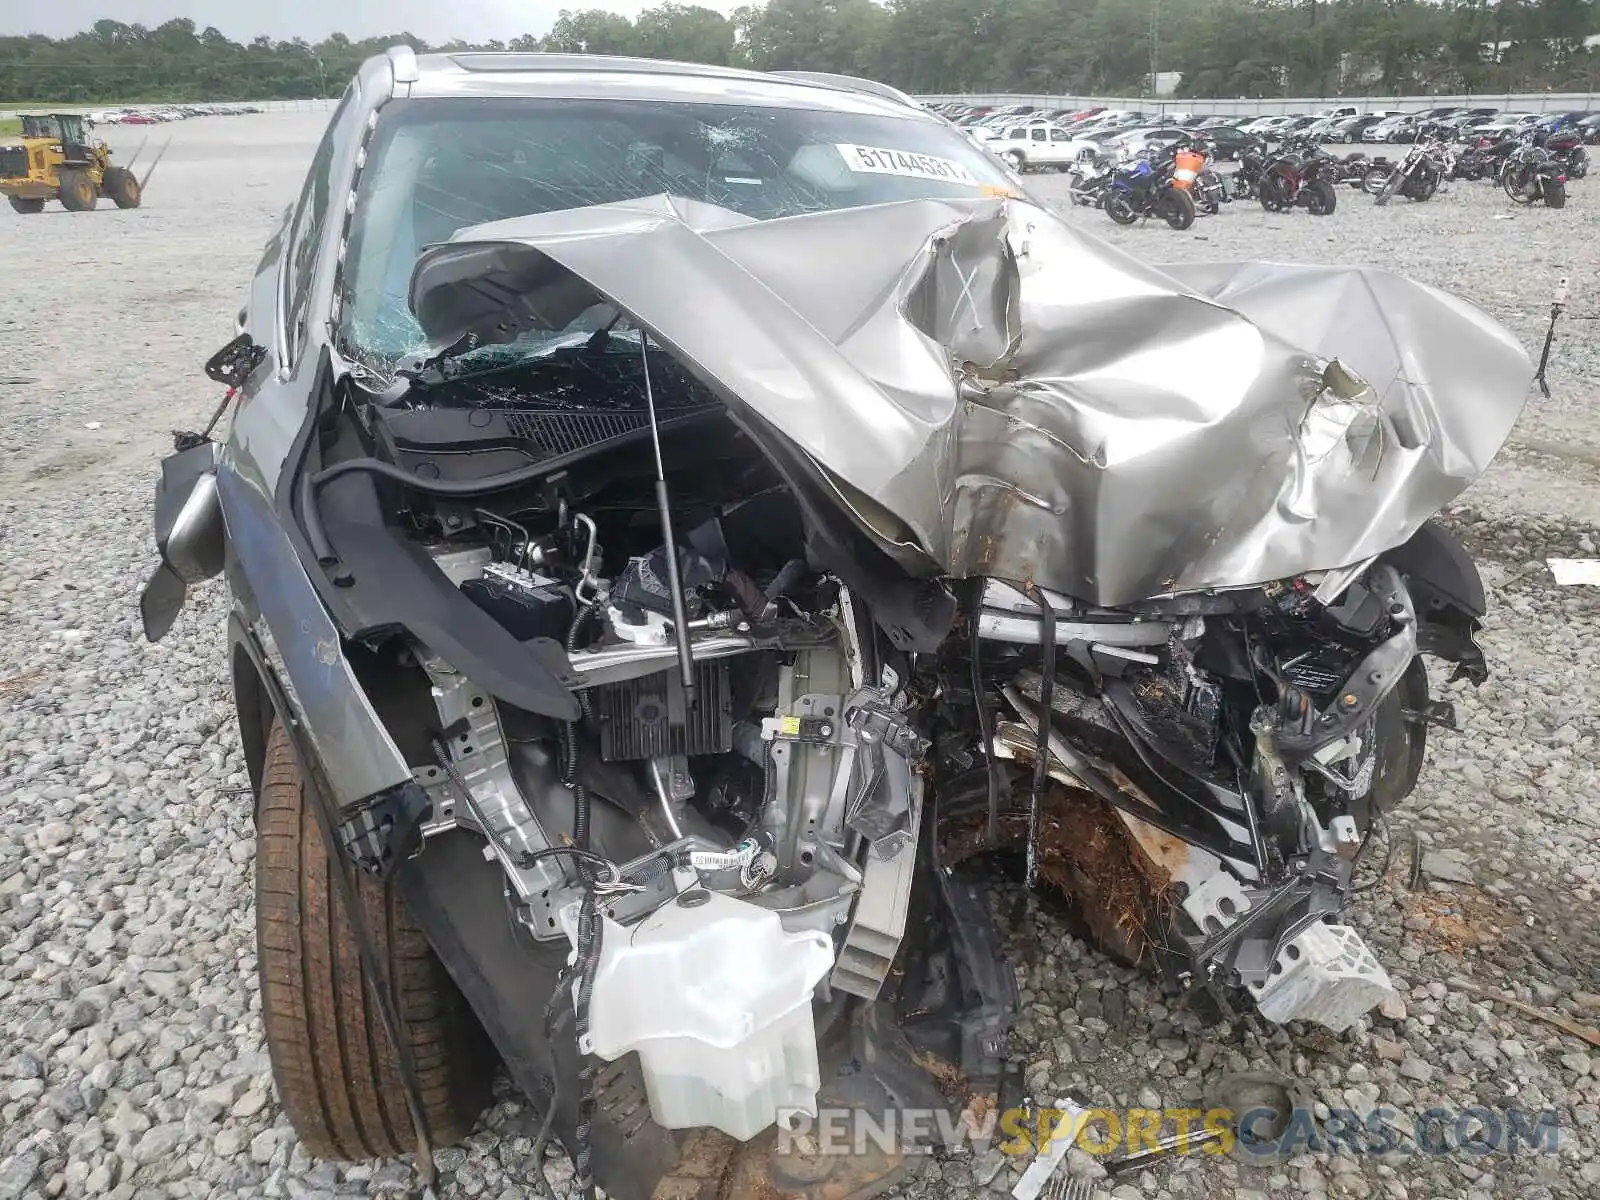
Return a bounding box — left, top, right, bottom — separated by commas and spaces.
336, 96, 1013, 379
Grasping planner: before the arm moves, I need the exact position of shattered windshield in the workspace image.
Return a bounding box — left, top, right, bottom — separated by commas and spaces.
338, 96, 1015, 378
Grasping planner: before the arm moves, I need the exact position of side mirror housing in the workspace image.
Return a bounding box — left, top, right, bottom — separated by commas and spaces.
140, 442, 225, 643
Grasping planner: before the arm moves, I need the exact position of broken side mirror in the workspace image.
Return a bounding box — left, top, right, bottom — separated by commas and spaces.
140, 441, 225, 643
139, 563, 188, 644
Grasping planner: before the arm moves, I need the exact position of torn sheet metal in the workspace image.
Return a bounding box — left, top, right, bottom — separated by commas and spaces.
410, 194, 1531, 606
1011, 1098, 1091, 1200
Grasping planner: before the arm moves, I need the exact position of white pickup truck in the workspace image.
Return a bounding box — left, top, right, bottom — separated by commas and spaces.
981, 121, 1087, 171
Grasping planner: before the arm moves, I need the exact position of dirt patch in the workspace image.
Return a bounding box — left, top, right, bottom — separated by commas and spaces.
941, 782, 1174, 966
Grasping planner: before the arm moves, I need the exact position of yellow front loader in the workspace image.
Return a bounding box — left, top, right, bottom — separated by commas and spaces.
0, 113, 151, 213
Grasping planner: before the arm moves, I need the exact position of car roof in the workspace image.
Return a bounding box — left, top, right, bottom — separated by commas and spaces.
401, 50, 932, 122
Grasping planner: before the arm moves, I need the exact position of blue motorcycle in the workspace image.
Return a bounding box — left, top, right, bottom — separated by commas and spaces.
1103, 150, 1196, 230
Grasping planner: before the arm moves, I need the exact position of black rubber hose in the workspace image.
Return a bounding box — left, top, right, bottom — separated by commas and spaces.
300, 469, 337, 566
572, 765, 591, 860
763, 558, 809, 602
525, 967, 578, 1200
567, 599, 605, 722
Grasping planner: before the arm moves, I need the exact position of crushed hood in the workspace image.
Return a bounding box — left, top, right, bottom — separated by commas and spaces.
409, 194, 1531, 606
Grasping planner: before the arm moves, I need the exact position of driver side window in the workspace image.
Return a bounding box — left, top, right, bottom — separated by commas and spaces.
282, 84, 357, 368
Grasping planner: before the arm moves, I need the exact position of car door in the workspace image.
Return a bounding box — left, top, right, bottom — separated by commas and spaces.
1043, 126, 1077, 165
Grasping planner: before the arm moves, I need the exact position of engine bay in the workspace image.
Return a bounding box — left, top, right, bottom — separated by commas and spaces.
285, 324, 1483, 1155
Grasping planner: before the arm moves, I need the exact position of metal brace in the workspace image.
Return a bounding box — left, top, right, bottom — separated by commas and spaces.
843, 692, 929, 855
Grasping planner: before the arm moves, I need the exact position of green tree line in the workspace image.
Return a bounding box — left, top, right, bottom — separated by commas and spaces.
2, 0, 1596, 105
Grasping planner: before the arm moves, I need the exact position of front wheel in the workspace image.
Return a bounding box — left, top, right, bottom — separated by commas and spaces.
1544, 179, 1567, 208
102, 166, 142, 209
1406, 166, 1439, 202
1361, 164, 1392, 195
256, 717, 496, 1159
1567, 149, 1589, 179
7, 195, 45, 214
1305, 178, 1337, 215
1374, 165, 1404, 206
1002, 150, 1026, 172
1104, 193, 1138, 225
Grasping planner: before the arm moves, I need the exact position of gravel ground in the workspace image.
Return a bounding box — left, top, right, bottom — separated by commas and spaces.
0, 116, 1597, 1200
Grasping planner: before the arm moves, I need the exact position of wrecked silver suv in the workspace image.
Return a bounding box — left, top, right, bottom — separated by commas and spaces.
139, 48, 1531, 1199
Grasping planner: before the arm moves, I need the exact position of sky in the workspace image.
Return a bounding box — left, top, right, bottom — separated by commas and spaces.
3, 0, 748, 44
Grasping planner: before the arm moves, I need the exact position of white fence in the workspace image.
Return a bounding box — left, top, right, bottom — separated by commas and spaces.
2, 97, 341, 119
917, 92, 1598, 117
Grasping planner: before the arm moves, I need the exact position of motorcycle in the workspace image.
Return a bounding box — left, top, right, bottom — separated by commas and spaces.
1258, 134, 1339, 214
1065, 150, 1114, 208
1452, 139, 1496, 181
1327, 151, 1375, 186
1104, 148, 1196, 229
1176, 141, 1230, 215
1230, 137, 1270, 201
1369, 138, 1446, 205
1502, 142, 1568, 208
1194, 164, 1231, 214
1544, 128, 1590, 180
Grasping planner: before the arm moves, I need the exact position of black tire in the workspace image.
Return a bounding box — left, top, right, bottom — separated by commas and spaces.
1258, 174, 1292, 212
1502, 167, 1537, 205
58, 170, 97, 211
1105, 193, 1138, 225
1360, 164, 1392, 195
1408, 166, 1439, 202
1001, 150, 1026, 172
256, 718, 495, 1160
1161, 188, 1196, 230
1376, 167, 1403, 206
1544, 179, 1566, 209
1305, 178, 1337, 215
102, 166, 142, 209
7, 196, 45, 214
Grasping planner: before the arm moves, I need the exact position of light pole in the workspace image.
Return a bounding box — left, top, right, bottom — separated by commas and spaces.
1148, 0, 1160, 101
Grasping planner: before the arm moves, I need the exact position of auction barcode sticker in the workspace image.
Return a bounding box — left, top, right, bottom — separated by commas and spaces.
836, 144, 981, 186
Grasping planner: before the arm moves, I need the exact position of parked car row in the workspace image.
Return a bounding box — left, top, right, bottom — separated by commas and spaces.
928, 101, 1600, 158
955, 111, 1274, 173
86, 103, 265, 124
